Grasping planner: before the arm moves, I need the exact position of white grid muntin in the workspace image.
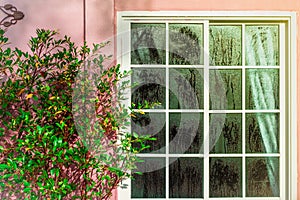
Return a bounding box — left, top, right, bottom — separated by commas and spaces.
137, 154, 281, 158
242, 23, 247, 198
131, 65, 205, 68
208, 66, 281, 69
165, 21, 170, 200
133, 109, 280, 113
117, 11, 296, 200
130, 198, 281, 200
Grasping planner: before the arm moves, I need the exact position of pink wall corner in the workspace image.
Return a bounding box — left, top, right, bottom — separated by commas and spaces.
3, 0, 84, 51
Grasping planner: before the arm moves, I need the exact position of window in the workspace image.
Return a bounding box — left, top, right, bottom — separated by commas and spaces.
117, 11, 297, 200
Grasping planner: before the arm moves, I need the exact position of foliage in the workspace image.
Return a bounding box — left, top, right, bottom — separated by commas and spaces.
0, 29, 153, 199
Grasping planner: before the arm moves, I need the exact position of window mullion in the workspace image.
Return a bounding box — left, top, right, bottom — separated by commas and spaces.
165, 21, 170, 200
203, 21, 210, 200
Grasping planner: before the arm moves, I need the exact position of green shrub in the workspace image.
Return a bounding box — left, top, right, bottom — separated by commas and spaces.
0, 29, 152, 200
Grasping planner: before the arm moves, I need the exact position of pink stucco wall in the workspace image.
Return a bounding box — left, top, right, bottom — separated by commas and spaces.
115, 0, 300, 11
4, 0, 84, 50
4, 0, 115, 59
3, 0, 300, 199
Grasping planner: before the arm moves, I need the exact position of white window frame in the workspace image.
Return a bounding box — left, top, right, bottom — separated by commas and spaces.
116, 11, 297, 200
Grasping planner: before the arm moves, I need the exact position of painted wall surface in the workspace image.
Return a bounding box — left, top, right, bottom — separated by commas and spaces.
2, 0, 300, 199
3, 0, 84, 50
3, 0, 115, 51
115, 0, 300, 11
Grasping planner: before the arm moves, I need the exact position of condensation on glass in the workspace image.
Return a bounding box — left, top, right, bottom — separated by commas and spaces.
131, 157, 166, 198
131, 68, 166, 109
169, 113, 203, 154
169, 24, 204, 65
246, 113, 279, 153
130, 23, 281, 199
209, 25, 242, 66
245, 25, 279, 66
210, 157, 242, 197
210, 113, 242, 154
131, 23, 166, 64
246, 157, 279, 197
209, 69, 242, 110
169, 157, 203, 198
246, 69, 279, 110
169, 68, 204, 109
131, 112, 166, 153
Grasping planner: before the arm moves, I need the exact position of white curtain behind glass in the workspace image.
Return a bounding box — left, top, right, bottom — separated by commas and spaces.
246, 26, 279, 197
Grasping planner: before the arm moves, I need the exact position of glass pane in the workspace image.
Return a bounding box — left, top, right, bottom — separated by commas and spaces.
169, 157, 203, 198
210, 157, 242, 197
169, 113, 203, 154
169, 68, 204, 109
169, 24, 204, 65
210, 114, 242, 154
132, 157, 166, 198
131, 23, 166, 64
210, 69, 242, 110
246, 113, 279, 153
131, 112, 165, 153
131, 68, 165, 109
246, 25, 279, 66
209, 25, 242, 66
246, 69, 279, 110
246, 157, 279, 197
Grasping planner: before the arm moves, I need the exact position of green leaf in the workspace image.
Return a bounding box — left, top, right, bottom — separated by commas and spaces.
132, 132, 139, 138
23, 187, 31, 193
23, 180, 30, 187
50, 168, 59, 177
5, 59, 12, 66
102, 175, 111, 181
16, 49, 23, 57
0, 164, 9, 170
3, 174, 12, 179
32, 95, 38, 101
7, 158, 17, 170
135, 171, 143, 175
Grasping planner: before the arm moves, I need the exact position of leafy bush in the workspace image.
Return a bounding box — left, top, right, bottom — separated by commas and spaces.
0, 29, 152, 199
